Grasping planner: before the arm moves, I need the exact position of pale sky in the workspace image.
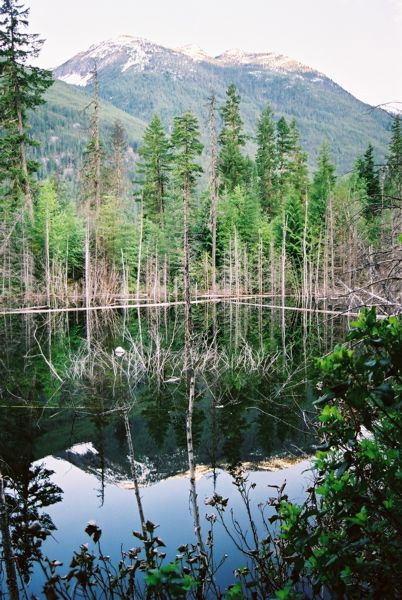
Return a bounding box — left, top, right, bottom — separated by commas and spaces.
27, 0, 402, 107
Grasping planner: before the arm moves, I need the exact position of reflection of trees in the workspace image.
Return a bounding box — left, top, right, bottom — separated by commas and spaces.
140, 384, 172, 448
0, 317, 66, 588
0, 406, 62, 585
219, 399, 249, 467
171, 383, 204, 452
5, 464, 62, 583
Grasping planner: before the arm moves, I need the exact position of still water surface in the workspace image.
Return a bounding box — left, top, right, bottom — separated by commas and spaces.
0, 302, 349, 595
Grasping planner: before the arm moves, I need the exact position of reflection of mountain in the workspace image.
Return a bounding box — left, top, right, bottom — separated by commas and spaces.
54, 442, 311, 489
55, 442, 189, 486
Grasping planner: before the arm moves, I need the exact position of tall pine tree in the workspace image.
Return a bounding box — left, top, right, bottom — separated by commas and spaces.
0, 0, 52, 221
218, 84, 247, 192
309, 142, 336, 236
137, 115, 171, 223
109, 119, 128, 203
171, 112, 203, 324
357, 142, 381, 218
276, 116, 293, 185
256, 105, 278, 217
385, 115, 402, 204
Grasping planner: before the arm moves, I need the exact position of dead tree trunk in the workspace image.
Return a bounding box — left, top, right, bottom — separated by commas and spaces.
136, 200, 143, 300
45, 205, 51, 306
183, 184, 193, 349
207, 95, 219, 295
302, 195, 308, 305
92, 66, 101, 214
281, 215, 287, 306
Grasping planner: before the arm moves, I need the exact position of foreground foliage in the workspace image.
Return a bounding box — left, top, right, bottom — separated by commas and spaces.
273, 308, 402, 598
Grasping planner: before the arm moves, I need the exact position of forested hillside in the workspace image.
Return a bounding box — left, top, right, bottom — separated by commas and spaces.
29, 80, 146, 179
52, 35, 393, 173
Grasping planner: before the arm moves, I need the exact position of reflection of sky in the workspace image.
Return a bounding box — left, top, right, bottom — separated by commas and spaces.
33, 455, 313, 595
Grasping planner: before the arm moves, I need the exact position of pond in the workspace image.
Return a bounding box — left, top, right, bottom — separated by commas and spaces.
0, 302, 350, 597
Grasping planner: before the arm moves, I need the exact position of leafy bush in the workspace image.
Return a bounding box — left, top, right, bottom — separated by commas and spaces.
275, 308, 402, 598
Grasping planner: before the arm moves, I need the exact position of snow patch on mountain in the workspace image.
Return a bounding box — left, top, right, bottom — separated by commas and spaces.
384, 102, 402, 115
217, 48, 247, 61
59, 72, 92, 86
175, 44, 211, 62
121, 48, 148, 72
215, 49, 320, 75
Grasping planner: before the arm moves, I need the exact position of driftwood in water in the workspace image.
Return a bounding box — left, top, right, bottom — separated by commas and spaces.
0, 293, 281, 316
233, 300, 391, 319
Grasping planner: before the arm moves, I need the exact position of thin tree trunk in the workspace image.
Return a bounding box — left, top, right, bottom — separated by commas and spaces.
302, 195, 308, 305
281, 215, 287, 306
85, 218, 91, 309
270, 239, 275, 298
234, 229, 240, 297
186, 370, 204, 554
92, 67, 101, 213
45, 205, 50, 306
183, 185, 193, 347
136, 200, 143, 300
329, 195, 335, 293
208, 95, 219, 295
258, 234, 263, 296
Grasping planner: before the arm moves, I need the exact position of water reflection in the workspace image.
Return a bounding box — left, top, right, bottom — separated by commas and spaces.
0, 303, 347, 595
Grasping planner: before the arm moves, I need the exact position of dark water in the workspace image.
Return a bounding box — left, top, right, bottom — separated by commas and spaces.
0, 302, 349, 596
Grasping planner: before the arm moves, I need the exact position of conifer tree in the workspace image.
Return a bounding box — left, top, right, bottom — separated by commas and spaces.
256, 105, 278, 217
286, 120, 308, 194
80, 131, 108, 212
137, 115, 171, 223
385, 115, 402, 203
309, 142, 336, 235
109, 119, 128, 202
0, 0, 52, 221
171, 112, 203, 198
357, 142, 381, 217
284, 189, 304, 272
171, 112, 203, 329
218, 84, 247, 192
276, 116, 293, 183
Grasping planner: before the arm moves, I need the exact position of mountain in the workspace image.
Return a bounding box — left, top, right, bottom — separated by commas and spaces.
384, 102, 402, 116
29, 79, 147, 179
51, 35, 393, 173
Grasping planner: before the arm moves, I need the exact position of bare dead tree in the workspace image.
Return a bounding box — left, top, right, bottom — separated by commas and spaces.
207, 95, 219, 295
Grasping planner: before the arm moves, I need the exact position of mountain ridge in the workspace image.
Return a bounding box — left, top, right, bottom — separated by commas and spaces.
56, 34, 324, 81
31, 34, 394, 176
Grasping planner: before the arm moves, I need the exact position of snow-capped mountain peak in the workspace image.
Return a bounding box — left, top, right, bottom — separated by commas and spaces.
384, 102, 402, 116
215, 48, 319, 75
54, 34, 326, 87
216, 48, 247, 61
56, 35, 169, 85
175, 44, 211, 62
